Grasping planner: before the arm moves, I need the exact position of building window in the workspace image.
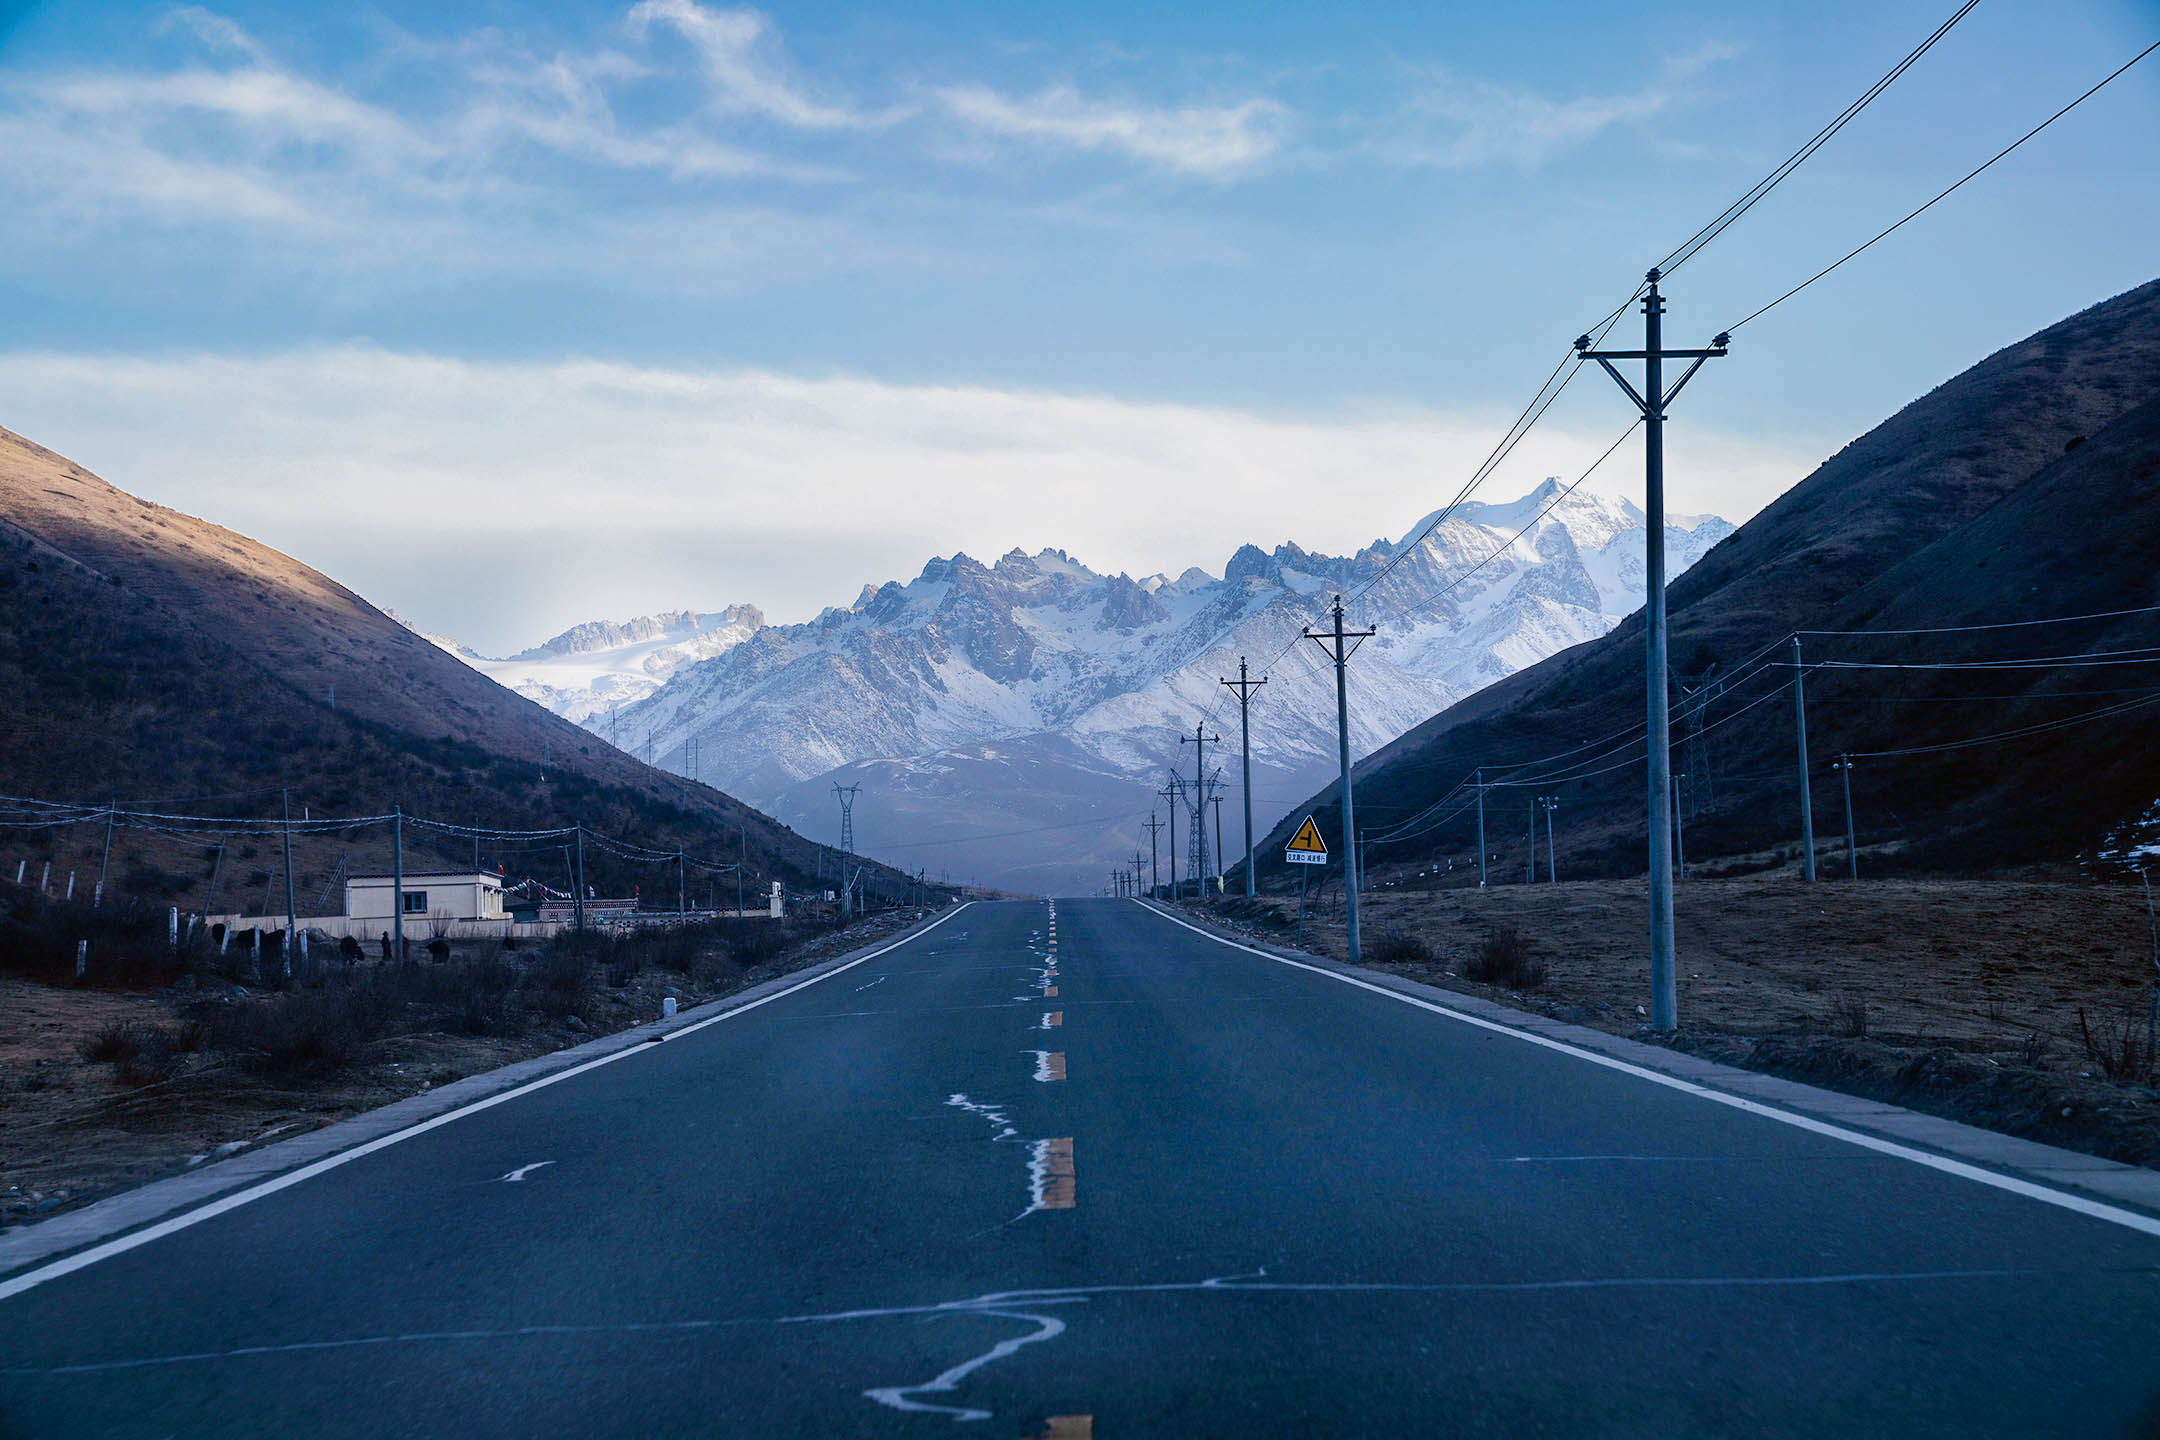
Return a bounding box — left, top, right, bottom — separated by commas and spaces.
402, 891, 428, 914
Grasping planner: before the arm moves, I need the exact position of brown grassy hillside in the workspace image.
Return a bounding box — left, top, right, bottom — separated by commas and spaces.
1254, 278, 2160, 888
0, 427, 924, 913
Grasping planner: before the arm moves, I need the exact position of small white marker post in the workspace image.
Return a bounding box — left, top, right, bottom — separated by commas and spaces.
662, 996, 678, 1019
74, 940, 87, 980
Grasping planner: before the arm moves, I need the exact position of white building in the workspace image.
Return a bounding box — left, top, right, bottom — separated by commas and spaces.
346, 872, 505, 923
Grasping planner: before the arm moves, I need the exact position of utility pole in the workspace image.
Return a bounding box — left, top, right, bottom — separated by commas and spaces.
1673, 772, 1686, 880
1793, 635, 1816, 883
1132, 850, 1146, 902
1159, 779, 1180, 901
1526, 801, 1537, 885
1577, 269, 1728, 1031
1541, 796, 1558, 884
738, 825, 746, 919
572, 822, 586, 934
1304, 594, 1376, 964
1143, 813, 1164, 899
392, 805, 406, 961
1475, 767, 1487, 887
96, 801, 115, 909
1220, 658, 1268, 898
678, 849, 687, 919
281, 788, 298, 970
1834, 754, 1857, 880
1179, 724, 1218, 899
1210, 784, 1225, 896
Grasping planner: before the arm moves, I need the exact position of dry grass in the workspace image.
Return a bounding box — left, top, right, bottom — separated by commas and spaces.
1202, 875, 2160, 1166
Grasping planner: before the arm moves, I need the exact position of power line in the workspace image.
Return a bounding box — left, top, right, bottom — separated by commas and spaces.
1728, 36, 2160, 333
1656, 0, 1983, 277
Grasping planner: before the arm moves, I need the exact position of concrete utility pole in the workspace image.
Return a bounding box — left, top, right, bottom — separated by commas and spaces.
1673, 772, 1687, 879
281, 789, 298, 970
392, 805, 406, 961
1179, 724, 1218, 899
1541, 796, 1558, 884
738, 825, 746, 919
1159, 779, 1181, 901
96, 802, 115, 909
1475, 767, 1487, 887
1577, 269, 1728, 1031
1304, 595, 1376, 964
1793, 635, 1817, 883
572, 823, 586, 934
1834, 754, 1858, 880
1219, 658, 1268, 898
1210, 784, 1226, 896
1132, 850, 1146, 901
1142, 815, 1164, 898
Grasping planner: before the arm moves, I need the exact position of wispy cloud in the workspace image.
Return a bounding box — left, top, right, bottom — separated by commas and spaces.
627, 0, 889, 130
0, 346, 1805, 651
1376, 43, 1740, 169
935, 83, 1288, 176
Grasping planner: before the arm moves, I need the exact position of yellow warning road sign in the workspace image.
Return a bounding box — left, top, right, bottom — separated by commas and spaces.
1285, 815, 1328, 865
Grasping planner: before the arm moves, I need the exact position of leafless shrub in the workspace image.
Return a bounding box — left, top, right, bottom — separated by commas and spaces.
427, 909, 454, 940
2076, 1005, 2151, 1082
1464, 925, 1544, 989
1830, 991, 1870, 1038
1984, 995, 2007, 1026
2019, 1030, 2050, 1068
1364, 929, 1434, 967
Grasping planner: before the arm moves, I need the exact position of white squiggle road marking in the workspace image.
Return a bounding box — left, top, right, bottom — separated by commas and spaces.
2, 1269, 2061, 1387
861, 1308, 1067, 1421
496, 1162, 554, 1183
854, 975, 887, 992
946, 1094, 1018, 1143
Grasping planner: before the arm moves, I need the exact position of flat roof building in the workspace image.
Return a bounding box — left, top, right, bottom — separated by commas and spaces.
347, 872, 505, 923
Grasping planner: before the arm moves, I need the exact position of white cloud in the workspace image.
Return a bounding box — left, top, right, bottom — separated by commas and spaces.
936, 83, 1287, 176
626, 0, 883, 130
0, 347, 1808, 653
1379, 43, 1739, 168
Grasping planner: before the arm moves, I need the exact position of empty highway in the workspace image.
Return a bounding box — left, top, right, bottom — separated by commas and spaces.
4, 898, 2159, 1437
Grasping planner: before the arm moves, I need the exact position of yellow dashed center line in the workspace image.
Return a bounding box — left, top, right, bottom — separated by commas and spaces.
1040, 1052, 1066, 1082
1044, 985, 1058, 997
1035, 1417, 1092, 1439
1043, 1011, 1062, 1027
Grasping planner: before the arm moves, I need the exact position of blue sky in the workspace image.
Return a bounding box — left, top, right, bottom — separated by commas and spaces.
2, 0, 2155, 649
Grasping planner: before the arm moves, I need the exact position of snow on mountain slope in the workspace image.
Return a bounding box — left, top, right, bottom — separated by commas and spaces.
582, 481, 1730, 891
415, 606, 764, 726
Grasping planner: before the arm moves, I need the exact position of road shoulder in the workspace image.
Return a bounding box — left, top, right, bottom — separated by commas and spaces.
0, 905, 971, 1284
1136, 899, 2160, 1219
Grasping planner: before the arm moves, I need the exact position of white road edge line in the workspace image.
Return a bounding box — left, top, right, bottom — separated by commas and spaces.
1137, 901, 2160, 1240
0, 903, 979, 1303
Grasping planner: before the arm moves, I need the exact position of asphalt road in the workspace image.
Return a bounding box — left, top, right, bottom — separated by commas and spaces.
4, 898, 2160, 1437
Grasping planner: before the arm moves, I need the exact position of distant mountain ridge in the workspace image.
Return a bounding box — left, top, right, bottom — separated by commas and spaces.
434, 482, 1732, 891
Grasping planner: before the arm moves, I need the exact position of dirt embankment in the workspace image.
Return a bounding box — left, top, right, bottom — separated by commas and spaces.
0, 908, 924, 1227
1200, 876, 2160, 1168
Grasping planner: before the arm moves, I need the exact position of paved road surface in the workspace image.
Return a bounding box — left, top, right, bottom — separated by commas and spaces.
4, 899, 2159, 1437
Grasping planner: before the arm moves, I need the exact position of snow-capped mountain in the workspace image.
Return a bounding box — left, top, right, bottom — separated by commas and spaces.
418, 607, 765, 725
545, 480, 1731, 893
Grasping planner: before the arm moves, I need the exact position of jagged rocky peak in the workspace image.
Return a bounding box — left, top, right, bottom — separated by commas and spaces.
510, 605, 763, 661
1097, 572, 1170, 631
